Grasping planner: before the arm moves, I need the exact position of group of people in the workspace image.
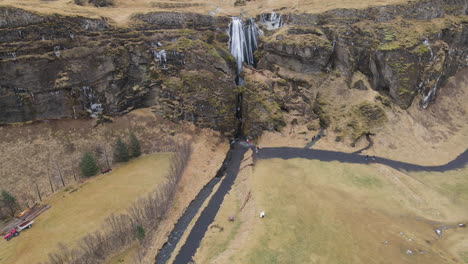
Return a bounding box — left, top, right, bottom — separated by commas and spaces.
246, 139, 260, 153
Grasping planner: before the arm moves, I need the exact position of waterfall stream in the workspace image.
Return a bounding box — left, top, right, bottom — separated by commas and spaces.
259, 12, 284, 30
228, 17, 262, 85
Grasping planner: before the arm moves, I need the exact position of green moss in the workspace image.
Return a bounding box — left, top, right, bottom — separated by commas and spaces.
161, 37, 223, 63
355, 102, 386, 124
268, 32, 331, 49
213, 42, 235, 66
375, 24, 421, 51
340, 102, 387, 143
312, 94, 330, 129
241, 78, 285, 136
412, 43, 430, 56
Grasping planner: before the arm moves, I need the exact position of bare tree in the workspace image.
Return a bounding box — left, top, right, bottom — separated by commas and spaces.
45, 141, 193, 264
47, 164, 55, 194
55, 162, 65, 187
70, 160, 77, 181
34, 181, 42, 202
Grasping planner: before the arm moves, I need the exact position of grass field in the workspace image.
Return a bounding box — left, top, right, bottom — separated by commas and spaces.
106, 242, 139, 264
193, 158, 468, 264
0, 153, 171, 264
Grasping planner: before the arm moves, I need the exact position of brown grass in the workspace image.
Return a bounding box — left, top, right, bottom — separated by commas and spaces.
0, 0, 409, 26
257, 67, 468, 166
194, 158, 468, 264
193, 69, 468, 263
0, 153, 171, 264
0, 108, 181, 212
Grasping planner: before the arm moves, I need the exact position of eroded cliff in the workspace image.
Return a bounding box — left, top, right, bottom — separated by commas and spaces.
0, 0, 466, 139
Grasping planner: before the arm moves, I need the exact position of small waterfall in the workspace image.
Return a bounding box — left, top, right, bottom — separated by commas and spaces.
228, 17, 262, 85
420, 75, 441, 109
7, 52, 16, 60
423, 39, 434, 60
53, 46, 61, 58
153, 49, 167, 68
151, 41, 185, 68
259, 12, 284, 30
81, 86, 103, 117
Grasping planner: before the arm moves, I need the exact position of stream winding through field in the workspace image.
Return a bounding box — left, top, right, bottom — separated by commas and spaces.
154, 14, 468, 264
257, 147, 468, 172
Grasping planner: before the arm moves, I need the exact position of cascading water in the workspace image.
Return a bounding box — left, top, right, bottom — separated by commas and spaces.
420, 74, 442, 109
81, 86, 103, 117
259, 12, 284, 30
228, 17, 262, 85
418, 39, 443, 109
423, 39, 434, 60
154, 17, 259, 264
228, 16, 262, 136
153, 49, 167, 68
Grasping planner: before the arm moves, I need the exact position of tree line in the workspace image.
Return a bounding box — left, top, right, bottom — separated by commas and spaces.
45, 142, 192, 264
0, 133, 142, 218
80, 133, 141, 177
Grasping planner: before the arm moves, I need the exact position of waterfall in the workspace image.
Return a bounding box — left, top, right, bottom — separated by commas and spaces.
53, 46, 61, 58
153, 49, 167, 67
420, 75, 441, 109
228, 17, 262, 84
259, 12, 284, 30
423, 39, 434, 60
81, 86, 103, 117
7, 52, 16, 60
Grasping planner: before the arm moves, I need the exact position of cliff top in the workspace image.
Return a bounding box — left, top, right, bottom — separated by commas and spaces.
0, 0, 409, 26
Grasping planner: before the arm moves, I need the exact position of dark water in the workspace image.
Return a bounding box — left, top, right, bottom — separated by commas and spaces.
257, 147, 468, 172
154, 176, 221, 264
172, 142, 248, 263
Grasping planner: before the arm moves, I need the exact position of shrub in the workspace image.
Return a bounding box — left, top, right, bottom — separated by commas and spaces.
136, 224, 145, 241
129, 133, 141, 158
113, 137, 129, 162
80, 152, 99, 177
0, 190, 18, 217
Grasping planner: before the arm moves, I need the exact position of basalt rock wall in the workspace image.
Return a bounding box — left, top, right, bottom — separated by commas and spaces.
258, 0, 467, 108
0, 7, 238, 134
0, 1, 467, 136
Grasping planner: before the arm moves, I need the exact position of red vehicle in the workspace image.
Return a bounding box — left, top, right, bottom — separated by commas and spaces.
101, 168, 112, 174
4, 220, 34, 241
4, 228, 19, 241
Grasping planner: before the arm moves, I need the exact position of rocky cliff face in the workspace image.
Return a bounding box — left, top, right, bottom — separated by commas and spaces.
0, 7, 238, 134
259, 0, 467, 109
0, 0, 466, 138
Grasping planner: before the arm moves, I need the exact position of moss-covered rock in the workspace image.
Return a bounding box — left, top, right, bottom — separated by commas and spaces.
339, 102, 387, 143
241, 76, 285, 138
